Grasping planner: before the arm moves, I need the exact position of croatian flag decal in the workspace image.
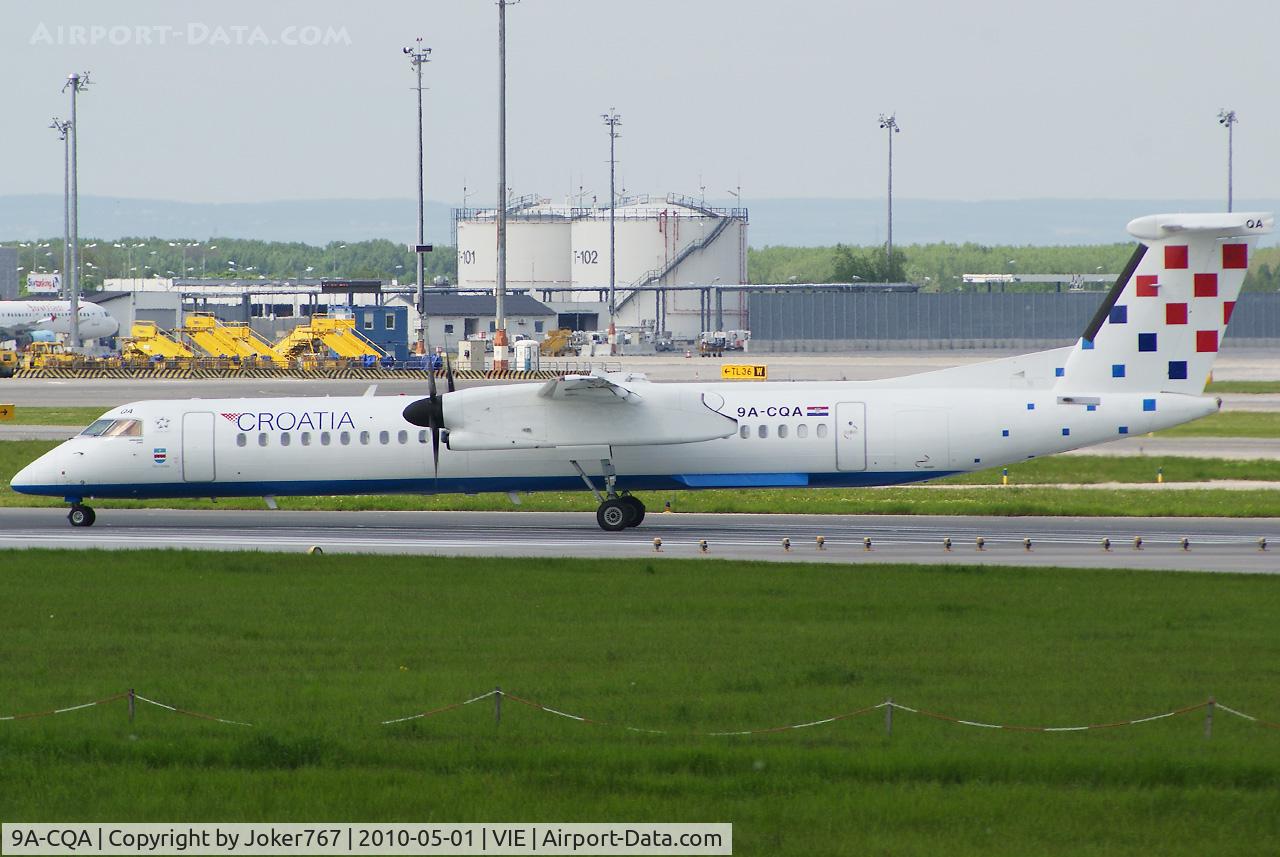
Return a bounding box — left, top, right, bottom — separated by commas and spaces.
152, 447, 168, 465
806, 405, 830, 417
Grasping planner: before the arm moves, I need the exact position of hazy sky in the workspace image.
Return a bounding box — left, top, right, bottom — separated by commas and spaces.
4, 0, 1278, 206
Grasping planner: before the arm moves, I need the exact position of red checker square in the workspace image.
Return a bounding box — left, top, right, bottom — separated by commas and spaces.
1193, 273, 1218, 297
1164, 245, 1189, 269
1224, 300, 1236, 324
1196, 330, 1219, 352
1223, 244, 1248, 269
1135, 275, 1159, 297
1165, 303, 1188, 325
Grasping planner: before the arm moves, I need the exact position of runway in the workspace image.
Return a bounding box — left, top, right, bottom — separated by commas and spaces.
2, 508, 1276, 574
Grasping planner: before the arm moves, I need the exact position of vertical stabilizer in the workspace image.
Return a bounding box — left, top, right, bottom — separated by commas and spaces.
1057, 212, 1273, 394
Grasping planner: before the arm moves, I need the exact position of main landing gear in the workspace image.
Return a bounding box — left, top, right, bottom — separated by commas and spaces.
571, 458, 646, 532
68, 503, 96, 528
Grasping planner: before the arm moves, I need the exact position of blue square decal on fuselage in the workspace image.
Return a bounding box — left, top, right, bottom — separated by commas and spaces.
1109, 305, 1128, 324
1138, 332, 1157, 352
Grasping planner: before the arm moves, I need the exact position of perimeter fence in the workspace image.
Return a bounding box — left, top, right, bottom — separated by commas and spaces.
4, 688, 1278, 739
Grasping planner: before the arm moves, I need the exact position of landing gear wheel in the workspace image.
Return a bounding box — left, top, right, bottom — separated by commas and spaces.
596, 498, 630, 532
619, 495, 646, 527
68, 505, 96, 528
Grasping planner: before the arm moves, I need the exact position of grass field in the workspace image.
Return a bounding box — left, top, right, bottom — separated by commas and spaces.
1206, 380, 1280, 394
3, 440, 1280, 518
1, 550, 1278, 855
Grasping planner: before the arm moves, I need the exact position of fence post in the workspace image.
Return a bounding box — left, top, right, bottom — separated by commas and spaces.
1205, 696, 1214, 739
885, 697, 893, 737
128, 688, 135, 724
495, 686, 502, 727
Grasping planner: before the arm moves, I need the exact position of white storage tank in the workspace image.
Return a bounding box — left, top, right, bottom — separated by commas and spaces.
456, 200, 571, 291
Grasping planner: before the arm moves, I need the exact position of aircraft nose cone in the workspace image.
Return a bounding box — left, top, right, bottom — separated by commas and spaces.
10, 450, 63, 495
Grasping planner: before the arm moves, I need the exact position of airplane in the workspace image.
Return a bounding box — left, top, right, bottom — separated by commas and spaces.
0, 299, 119, 342
10, 211, 1272, 530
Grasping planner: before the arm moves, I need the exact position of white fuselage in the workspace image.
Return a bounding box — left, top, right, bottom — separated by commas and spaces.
0, 300, 119, 341
11, 377, 1215, 502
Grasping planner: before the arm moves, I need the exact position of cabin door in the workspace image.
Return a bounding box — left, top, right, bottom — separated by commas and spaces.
182, 412, 216, 482
835, 402, 867, 471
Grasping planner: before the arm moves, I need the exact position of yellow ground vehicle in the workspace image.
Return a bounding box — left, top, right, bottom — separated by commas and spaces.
539, 328, 575, 356
21, 342, 78, 370
0, 349, 17, 378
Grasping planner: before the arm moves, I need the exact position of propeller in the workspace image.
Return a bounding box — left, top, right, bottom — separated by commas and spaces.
402, 354, 447, 475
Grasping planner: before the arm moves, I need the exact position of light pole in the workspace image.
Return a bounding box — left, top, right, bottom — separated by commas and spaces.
50, 118, 71, 294
494, 0, 520, 370
1218, 109, 1237, 212
404, 36, 432, 355
602, 108, 622, 354
64, 71, 90, 348
878, 113, 900, 281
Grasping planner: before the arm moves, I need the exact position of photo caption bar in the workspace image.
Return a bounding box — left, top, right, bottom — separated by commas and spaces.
3, 823, 732, 855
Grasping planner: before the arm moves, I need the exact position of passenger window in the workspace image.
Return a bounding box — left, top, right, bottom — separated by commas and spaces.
757, 424, 768, 439
301, 432, 311, 446
280, 432, 291, 447
321, 432, 331, 446
379, 431, 390, 444
739, 424, 749, 439
360, 431, 370, 445
340, 431, 351, 445
419, 430, 428, 444
778, 424, 788, 439
797, 424, 808, 438
816, 424, 829, 438
236, 433, 247, 447
398, 430, 408, 444
258, 433, 268, 447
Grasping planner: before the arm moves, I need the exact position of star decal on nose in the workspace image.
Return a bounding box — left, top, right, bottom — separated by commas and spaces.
154, 417, 171, 430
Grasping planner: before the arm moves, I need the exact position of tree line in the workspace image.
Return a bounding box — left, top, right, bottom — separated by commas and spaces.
9, 236, 1280, 294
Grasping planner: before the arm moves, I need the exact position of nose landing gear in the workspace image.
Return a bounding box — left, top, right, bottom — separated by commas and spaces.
68, 504, 96, 527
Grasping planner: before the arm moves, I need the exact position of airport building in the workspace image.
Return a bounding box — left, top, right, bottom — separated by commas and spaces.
454, 194, 748, 340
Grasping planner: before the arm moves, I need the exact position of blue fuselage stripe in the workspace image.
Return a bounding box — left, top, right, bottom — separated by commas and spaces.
14, 470, 955, 500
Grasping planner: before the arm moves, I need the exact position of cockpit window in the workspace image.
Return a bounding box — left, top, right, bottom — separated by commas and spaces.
80, 419, 116, 436
80, 418, 142, 438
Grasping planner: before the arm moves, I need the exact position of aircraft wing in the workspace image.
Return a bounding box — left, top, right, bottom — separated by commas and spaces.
443, 376, 737, 451
537, 371, 646, 402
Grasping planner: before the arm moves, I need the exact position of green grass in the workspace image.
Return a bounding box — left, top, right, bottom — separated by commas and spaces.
1, 550, 1278, 855
1206, 380, 1280, 394
3, 441, 1280, 517
0, 406, 110, 426
1156, 411, 1280, 438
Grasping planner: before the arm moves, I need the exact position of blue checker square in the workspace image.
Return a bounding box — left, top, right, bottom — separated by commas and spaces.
1026, 403, 1035, 410
1082, 338, 1095, 350
1168, 360, 1188, 380
1119, 426, 1129, 434
1143, 399, 1156, 412
1138, 332, 1157, 352
1001, 429, 1010, 437
1109, 305, 1128, 324
1054, 367, 1064, 377
1062, 428, 1070, 436
1086, 404, 1097, 411
1112, 363, 1125, 378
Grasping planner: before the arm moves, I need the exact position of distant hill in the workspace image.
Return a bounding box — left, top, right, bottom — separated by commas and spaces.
3, 194, 1278, 247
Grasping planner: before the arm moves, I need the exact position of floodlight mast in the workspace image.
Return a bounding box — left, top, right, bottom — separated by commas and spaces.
63, 71, 90, 348
50, 118, 71, 295
602, 108, 622, 355
1218, 108, 1238, 212
494, 0, 520, 371
404, 37, 432, 356
878, 113, 900, 281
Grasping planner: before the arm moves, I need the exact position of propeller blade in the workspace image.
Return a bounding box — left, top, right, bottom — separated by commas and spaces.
444, 352, 456, 393
430, 408, 440, 475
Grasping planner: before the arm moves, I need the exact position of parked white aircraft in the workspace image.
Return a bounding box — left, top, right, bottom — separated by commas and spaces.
0, 300, 119, 341
11, 212, 1271, 530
